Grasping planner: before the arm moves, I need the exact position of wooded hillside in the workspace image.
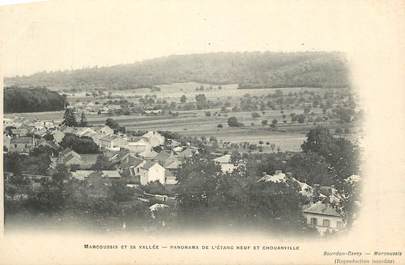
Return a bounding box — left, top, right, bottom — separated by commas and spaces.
5, 51, 349, 89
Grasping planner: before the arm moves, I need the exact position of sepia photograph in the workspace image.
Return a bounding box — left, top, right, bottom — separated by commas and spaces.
0, 0, 404, 264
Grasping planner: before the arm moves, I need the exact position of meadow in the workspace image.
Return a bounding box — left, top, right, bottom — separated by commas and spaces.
6, 83, 356, 152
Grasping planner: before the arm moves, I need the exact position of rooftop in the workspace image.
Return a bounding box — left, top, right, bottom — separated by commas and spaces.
10, 137, 34, 144
213, 154, 232, 164
142, 161, 160, 170
303, 201, 342, 217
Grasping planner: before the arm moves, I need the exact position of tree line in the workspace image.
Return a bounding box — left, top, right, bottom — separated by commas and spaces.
4, 86, 66, 113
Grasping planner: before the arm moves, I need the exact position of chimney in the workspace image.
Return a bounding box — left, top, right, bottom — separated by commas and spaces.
313, 184, 321, 202
275, 170, 282, 175
329, 185, 336, 203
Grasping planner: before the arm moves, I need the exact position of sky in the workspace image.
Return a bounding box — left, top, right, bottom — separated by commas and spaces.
0, 0, 399, 77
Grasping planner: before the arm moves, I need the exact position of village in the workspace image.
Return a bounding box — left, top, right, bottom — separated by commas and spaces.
3, 106, 361, 236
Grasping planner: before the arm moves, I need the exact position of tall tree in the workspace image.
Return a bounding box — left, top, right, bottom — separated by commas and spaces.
105, 118, 120, 130
195, 94, 208, 109
286, 152, 336, 185
62, 108, 78, 127
301, 126, 359, 182
175, 155, 221, 224
80, 112, 88, 127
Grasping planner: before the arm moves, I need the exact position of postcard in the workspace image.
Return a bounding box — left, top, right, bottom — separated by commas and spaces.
0, 0, 404, 264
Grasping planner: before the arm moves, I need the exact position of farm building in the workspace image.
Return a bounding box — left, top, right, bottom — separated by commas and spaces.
303, 201, 345, 236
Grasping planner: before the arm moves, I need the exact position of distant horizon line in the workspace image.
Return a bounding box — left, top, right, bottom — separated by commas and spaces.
4, 49, 344, 79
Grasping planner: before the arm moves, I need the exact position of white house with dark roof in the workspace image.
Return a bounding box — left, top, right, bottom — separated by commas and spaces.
139, 161, 165, 185
303, 201, 345, 236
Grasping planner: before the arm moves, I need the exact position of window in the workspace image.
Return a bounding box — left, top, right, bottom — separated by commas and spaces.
323, 219, 330, 227
310, 218, 317, 226
337, 221, 344, 229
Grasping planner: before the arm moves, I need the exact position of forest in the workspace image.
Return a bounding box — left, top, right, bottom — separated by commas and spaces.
4, 86, 66, 113
5, 51, 349, 89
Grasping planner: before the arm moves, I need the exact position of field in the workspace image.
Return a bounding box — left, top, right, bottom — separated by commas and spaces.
108, 82, 325, 101
4, 111, 65, 121
6, 83, 358, 152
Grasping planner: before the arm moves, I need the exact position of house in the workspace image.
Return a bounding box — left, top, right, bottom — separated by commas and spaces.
139, 161, 166, 185
76, 127, 97, 138
99, 135, 128, 150
127, 137, 152, 153
33, 128, 48, 138
71, 169, 121, 181
98, 126, 114, 136
142, 131, 165, 147
59, 149, 82, 166
43, 121, 56, 130
3, 133, 11, 151
10, 128, 29, 138
127, 158, 146, 176
153, 151, 172, 165
153, 151, 181, 177
3, 117, 14, 127
60, 148, 79, 159
258, 170, 314, 197
88, 132, 104, 146
9, 136, 35, 153
213, 154, 236, 173
167, 139, 181, 149
165, 170, 177, 185
119, 155, 144, 170
101, 170, 122, 179
52, 130, 65, 144
144, 109, 162, 115
176, 147, 197, 160
58, 149, 98, 169
32, 121, 46, 131
71, 170, 94, 181
109, 149, 132, 165
303, 201, 346, 236
138, 148, 158, 160
79, 154, 99, 169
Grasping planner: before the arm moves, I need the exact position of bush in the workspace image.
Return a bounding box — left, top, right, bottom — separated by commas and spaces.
227, 117, 243, 127
251, 112, 261, 119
